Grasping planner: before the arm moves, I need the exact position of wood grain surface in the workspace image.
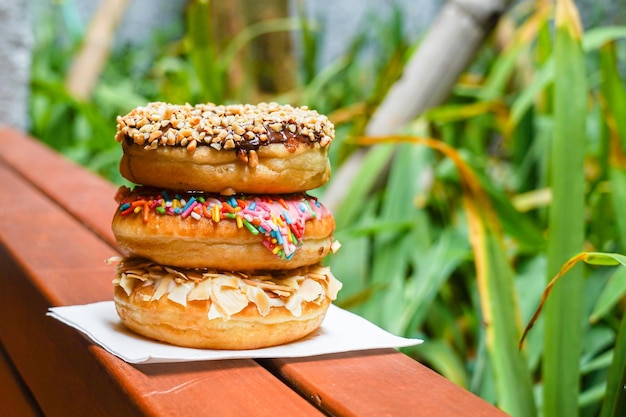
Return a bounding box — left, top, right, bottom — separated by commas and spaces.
0, 130, 323, 417
0, 343, 42, 417
0, 127, 509, 416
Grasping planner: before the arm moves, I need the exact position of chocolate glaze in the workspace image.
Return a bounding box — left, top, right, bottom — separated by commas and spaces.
235, 124, 316, 153
125, 123, 317, 157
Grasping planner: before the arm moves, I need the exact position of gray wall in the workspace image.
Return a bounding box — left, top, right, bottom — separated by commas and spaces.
291, 0, 442, 66
0, 1, 32, 129
3, 0, 623, 130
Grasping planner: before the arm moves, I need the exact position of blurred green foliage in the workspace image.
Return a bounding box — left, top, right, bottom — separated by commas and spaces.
28, 1, 626, 416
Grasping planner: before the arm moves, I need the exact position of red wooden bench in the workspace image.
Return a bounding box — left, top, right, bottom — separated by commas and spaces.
0, 127, 509, 416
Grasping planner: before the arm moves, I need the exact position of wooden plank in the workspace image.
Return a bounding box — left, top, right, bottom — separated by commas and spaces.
0, 127, 118, 247
261, 350, 508, 417
0, 343, 42, 417
0, 128, 509, 416
0, 159, 324, 417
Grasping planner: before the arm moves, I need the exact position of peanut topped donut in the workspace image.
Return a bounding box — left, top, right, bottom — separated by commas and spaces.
115, 102, 335, 194
112, 186, 339, 271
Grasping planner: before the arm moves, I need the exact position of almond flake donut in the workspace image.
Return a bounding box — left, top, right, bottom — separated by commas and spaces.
111, 257, 342, 349
111, 186, 339, 270
115, 102, 334, 194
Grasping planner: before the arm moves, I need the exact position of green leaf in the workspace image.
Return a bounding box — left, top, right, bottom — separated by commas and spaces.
368, 144, 433, 328
584, 253, 626, 267
186, 0, 223, 102
579, 382, 607, 409
543, 2, 587, 416
407, 339, 470, 388
480, 232, 537, 417
583, 26, 626, 52
590, 267, 626, 322
610, 169, 626, 248
599, 312, 626, 417
599, 43, 626, 148
509, 59, 554, 130
472, 167, 546, 252
510, 26, 626, 132
220, 17, 302, 75
400, 228, 469, 334
333, 144, 395, 230
422, 101, 500, 124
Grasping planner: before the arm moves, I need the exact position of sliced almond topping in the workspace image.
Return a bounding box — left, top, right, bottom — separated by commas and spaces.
111, 259, 342, 320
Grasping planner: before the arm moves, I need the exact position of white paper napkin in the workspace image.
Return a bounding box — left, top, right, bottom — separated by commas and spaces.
47, 301, 422, 364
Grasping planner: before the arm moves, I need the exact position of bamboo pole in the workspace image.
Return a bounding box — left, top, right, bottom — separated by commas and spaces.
65, 0, 130, 100
324, 0, 514, 210
243, 0, 295, 97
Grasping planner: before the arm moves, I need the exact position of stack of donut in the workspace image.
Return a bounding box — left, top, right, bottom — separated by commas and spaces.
109, 102, 342, 349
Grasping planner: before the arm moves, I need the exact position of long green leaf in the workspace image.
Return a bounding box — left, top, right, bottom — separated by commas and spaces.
187, 0, 223, 102
474, 227, 536, 417
596, 29, 626, 417
520, 252, 626, 415
606, 164, 626, 256
600, 43, 626, 148
543, 2, 587, 416
600, 42, 626, 252
220, 17, 303, 75
333, 144, 395, 230
400, 228, 468, 335
328, 197, 380, 314
470, 165, 546, 253
369, 144, 432, 328
522, 252, 624, 346
509, 59, 554, 130
600, 303, 626, 417
582, 26, 626, 52
357, 135, 536, 416
509, 25, 626, 133
407, 339, 470, 388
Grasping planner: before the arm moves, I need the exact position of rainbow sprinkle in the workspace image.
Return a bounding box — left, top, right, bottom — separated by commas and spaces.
116, 186, 328, 260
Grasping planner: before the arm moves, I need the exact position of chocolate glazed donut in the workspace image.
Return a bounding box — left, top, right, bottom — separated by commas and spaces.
115, 102, 334, 195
